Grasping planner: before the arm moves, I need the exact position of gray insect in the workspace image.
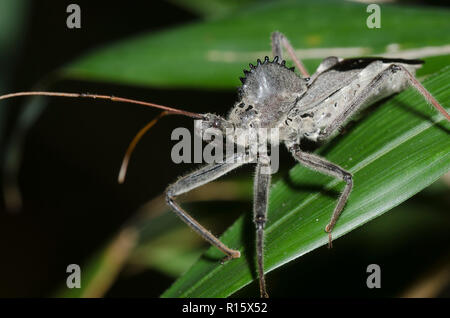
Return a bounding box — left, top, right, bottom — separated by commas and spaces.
165, 31, 449, 298
1, 31, 449, 298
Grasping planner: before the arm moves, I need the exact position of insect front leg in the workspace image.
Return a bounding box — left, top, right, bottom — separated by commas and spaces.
289, 145, 353, 248
166, 154, 246, 261
271, 31, 310, 77
253, 156, 271, 298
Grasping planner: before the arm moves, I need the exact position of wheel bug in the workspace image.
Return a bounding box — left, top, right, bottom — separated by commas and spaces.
0, 32, 449, 298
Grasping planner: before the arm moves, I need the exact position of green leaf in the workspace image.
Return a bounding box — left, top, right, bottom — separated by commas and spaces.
62, 0, 450, 89
168, 0, 259, 19
161, 67, 450, 297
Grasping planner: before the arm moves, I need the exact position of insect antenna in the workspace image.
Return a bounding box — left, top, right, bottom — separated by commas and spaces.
118, 110, 170, 184
0, 90, 204, 183
0, 91, 203, 118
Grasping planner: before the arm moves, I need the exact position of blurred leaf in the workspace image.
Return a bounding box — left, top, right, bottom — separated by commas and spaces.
62, 0, 450, 89
168, 0, 258, 19
0, 0, 29, 211
162, 67, 450, 297
3, 96, 47, 211
0, 0, 27, 53
0, 0, 28, 132
57, 228, 138, 298
55, 180, 253, 296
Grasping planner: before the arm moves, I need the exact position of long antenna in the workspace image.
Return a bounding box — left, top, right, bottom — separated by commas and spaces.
118, 111, 170, 184
0, 90, 205, 188
0, 91, 203, 118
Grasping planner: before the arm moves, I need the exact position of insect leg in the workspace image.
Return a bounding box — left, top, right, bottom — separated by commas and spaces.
166, 154, 245, 260
253, 157, 271, 298
271, 31, 310, 77
319, 64, 449, 140
290, 145, 353, 248
395, 65, 450, 121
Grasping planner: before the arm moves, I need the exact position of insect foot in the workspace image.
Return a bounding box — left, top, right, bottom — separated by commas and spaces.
220, 251, 241, 265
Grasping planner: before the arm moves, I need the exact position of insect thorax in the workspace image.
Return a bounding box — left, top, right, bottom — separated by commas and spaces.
228, 57, 307, 130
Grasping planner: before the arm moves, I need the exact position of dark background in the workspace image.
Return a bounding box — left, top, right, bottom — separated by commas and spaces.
0, 0, 449, 298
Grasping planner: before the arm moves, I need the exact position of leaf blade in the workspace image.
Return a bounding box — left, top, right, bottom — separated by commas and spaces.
62, 0, 450, 89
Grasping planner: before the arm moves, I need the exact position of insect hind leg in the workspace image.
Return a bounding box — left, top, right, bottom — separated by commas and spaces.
271, 31, 310, 77
394, 64, 450, 121
318, 63, 449, 141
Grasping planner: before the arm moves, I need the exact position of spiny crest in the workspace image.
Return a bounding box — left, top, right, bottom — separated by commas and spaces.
239, 56, 295, 84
